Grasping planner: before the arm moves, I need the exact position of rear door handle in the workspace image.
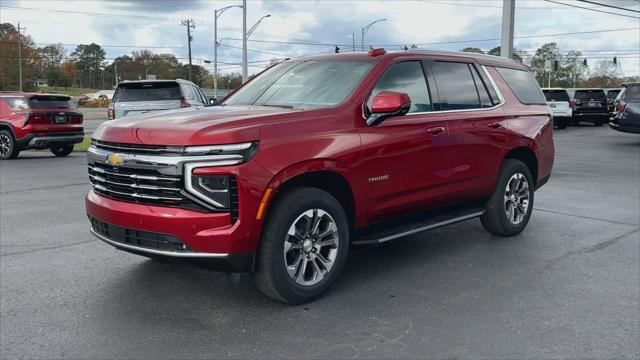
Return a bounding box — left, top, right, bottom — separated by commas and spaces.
488, 122, 503, 129
426, 127, 445, 136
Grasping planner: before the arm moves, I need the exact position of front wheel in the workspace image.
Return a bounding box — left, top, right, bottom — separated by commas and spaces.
254, 187, 350, 304
50, 144, 74, 157
481, 159, 534, 236
0, 129, 20, 160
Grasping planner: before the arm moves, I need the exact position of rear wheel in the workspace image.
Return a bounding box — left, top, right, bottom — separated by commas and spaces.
481, 159, 534, 237
50, 144, 74, 157
254, 187, 350, 304
594, 119, 604, 127
557, 119, 568, 129
0, 130, 20, 160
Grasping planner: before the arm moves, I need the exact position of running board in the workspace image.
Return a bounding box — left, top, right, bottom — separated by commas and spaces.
353, 207, 485, 245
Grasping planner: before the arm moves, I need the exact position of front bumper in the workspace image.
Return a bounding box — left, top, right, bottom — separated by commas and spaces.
609, 122, 640, 134
86, 190, 262, 272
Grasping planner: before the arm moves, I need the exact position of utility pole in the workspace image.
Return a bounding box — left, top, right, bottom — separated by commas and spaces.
242, 0, 248, 83
352, 34, 355, 52
16, 22, 25, 92
500, 0, 515, 58
181, 19, 195, 81
114, 62, 119, 86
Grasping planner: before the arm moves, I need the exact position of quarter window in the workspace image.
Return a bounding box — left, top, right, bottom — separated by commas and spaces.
431, 61, 481, 110
368, 61, 431, 113
495, 67, 546, 105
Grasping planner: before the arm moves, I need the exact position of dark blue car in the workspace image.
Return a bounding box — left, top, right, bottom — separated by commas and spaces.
610, 82, 640, 134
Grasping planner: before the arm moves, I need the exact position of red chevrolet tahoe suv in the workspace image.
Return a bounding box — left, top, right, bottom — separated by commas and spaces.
86, 50, 554, 303
0, 93, 84, 159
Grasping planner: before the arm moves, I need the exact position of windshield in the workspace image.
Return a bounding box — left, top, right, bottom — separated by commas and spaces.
575, 90, 606, 101
223, 60, 374, 109
114, 82, 181, 102
542, 90, 569, 102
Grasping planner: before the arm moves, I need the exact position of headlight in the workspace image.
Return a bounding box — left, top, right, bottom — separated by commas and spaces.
188, 174, 232, 208
183, 142, 256, 209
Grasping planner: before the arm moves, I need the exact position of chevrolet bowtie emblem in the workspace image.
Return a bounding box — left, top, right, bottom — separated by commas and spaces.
106, 153, 125, 166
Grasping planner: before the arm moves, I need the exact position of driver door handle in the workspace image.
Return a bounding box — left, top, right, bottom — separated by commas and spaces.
426, 127, 445, 136
488, 122, 503, 129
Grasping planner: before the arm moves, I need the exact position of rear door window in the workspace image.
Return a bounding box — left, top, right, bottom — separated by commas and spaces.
542, 90, 570, 102
430, 61, 481, 110
114, 82, 181, 102
495, 67, 546, 105
368, 61, 431, 113
1, 97, 29, 110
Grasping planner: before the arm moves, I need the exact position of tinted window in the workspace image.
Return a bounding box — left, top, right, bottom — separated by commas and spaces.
368, 61, 431, 113
623, 85, 640, 100
574, 90, 606, 101
606, 90, 620, 100
470, 66, 493, 108
477, 66, 500, 105
114, 82, 182, 102
542, 90, 570, 102
1, 96, 74, 109
431, 61, 480, 110
495, 67, 546, 105
27, 95, 75, 109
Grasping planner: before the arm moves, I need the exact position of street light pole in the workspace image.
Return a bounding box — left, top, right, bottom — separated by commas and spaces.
361, 18, 386, 51
243, 14, 271, 83
242, 0, 248, 83
214, 5, 242, 100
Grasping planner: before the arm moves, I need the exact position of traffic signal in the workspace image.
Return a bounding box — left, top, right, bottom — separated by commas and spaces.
613, 57, 617, 67
553, 60, 559, 71
335, 46, 340, 53
581, 58, 588, 68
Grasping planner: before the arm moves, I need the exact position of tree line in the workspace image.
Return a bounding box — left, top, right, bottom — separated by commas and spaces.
0, 22, 635, 92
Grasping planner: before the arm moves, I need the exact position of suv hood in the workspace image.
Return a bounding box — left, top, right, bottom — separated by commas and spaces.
92, 105, 301, 145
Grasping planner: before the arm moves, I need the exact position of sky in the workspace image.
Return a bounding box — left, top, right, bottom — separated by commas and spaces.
0, 0, 639, 77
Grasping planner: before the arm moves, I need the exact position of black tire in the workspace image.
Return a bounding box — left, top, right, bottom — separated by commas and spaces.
570, 120, 580, 126
0, 129, 20, 160
594, 119, 604, 127
50, 144, 74, 157
481, 159, 534, 237
557, 120, 568, 130
253, 187, 350, 304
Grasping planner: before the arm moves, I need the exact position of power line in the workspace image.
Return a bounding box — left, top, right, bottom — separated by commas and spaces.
543, 0, 640, 18
576, 0, 640, 13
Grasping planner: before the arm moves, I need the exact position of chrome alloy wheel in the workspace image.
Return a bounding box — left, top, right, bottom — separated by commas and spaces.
504, 173, 530, 225
0, 133, 11, 158
283, 209, 339, 286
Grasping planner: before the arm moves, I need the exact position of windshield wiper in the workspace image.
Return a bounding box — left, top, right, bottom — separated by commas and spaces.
261, 104, 294, 109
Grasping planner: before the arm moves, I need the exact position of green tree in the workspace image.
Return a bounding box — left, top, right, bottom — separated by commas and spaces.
0, 22, 39, 90
71, 43, 105, 88
487, 46, 523, 63
461, 47, 484, 54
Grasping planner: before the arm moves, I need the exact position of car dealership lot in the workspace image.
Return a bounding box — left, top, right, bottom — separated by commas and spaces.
1, 127, 638, 359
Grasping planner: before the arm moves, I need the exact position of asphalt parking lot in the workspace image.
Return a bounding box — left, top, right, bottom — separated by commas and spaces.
1, 126, 639, 359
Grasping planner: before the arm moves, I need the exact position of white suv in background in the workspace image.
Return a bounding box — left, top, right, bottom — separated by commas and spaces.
542, 88, 572, 129
108, 79, 211, 119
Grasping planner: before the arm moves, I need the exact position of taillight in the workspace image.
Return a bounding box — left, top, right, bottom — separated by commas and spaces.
71, 115, 83, 124
107, 108, 115, 120
617, 100, 626, 113
181, 99, 189, 108
24, 113, 50, 125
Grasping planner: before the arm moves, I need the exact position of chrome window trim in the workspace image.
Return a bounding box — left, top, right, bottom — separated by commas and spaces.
88, 145, 244, 167
91, 228, 229, 258
184, 162, 238, 208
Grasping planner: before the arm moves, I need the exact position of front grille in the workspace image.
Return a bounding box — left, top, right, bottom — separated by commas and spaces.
90, 217, 192, 252
92, 139, 184, 155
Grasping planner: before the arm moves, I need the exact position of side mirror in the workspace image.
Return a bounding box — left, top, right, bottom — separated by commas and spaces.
208, 97, 218, 105
367, 91, 411, 126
